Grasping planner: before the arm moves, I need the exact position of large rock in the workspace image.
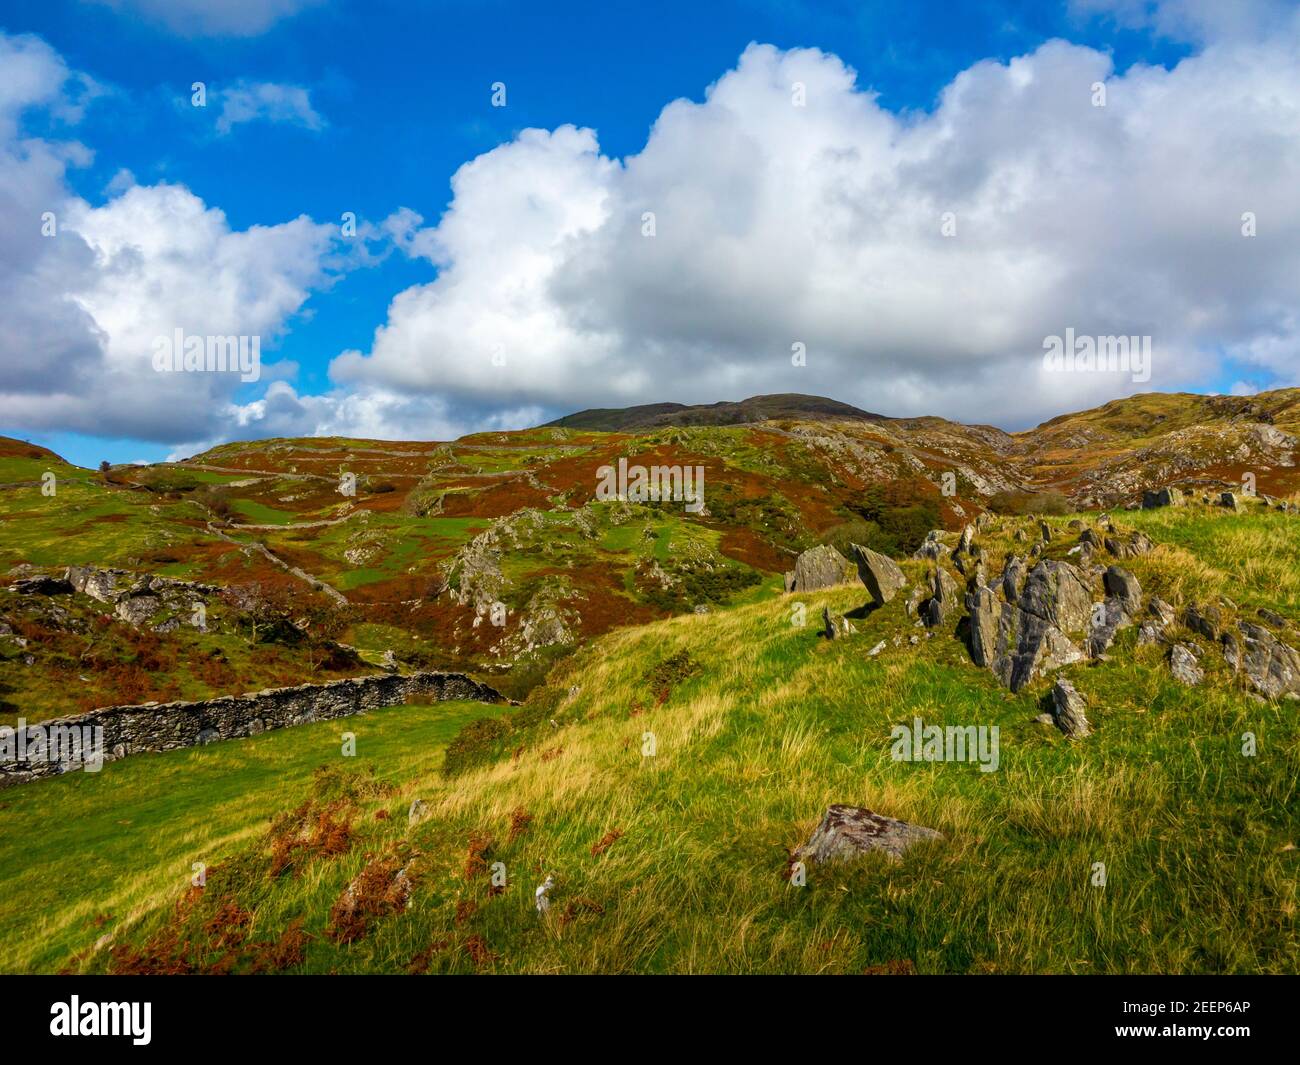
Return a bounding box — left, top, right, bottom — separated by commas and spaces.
1222, 622, 1300, 699
852, 544, 906, 606
1103, 565, 1142, 616
1050, 678, 1091, 738
1142, 487, 1184, 509
975, 561, 1092, 691
784, 544, 853, 594
794, 804, 942, 864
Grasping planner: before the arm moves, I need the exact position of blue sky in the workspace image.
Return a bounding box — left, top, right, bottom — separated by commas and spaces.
1, 0, 1297, 466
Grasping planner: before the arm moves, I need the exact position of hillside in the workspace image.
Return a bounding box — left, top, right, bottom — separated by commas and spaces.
3, 501, 1297, 974
2, 389, 1299, 721
544, 393, 887, 431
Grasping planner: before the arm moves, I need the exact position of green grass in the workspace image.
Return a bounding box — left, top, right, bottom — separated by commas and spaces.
4, 505, 1294, 975
0, 698, 512, 972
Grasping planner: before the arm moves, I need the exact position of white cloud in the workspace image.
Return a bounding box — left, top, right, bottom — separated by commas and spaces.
0, 32, 350, 444
332, 30, 1300, 429
1071, 0, 1298, 44
215, 81, 325, 135
86, 0, 325, 38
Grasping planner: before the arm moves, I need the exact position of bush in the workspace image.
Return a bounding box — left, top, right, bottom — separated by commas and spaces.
987, 490, 1072, 516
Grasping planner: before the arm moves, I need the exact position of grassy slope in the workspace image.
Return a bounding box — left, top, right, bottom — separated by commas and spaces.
0, 699, 512, 972
2, 506, 1295, 975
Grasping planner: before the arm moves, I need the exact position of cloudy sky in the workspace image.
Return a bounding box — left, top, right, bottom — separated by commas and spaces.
1, 0, 1299, 466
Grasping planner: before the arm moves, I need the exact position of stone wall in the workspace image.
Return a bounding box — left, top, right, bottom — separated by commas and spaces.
0, 671, 506, 788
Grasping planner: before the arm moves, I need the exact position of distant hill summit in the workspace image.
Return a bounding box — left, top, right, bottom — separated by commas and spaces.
542, 393, 887, 431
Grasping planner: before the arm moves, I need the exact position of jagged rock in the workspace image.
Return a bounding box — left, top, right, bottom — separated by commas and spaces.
794, 804, 942, 864
785, 544, 853, 593
408, 799, 429, 826
1039, 520, 1052, 542
1079, 528, 1101, 548
1220, 491, 1239, 510
852, 544, 906, 606
115, 595, 161, 627
1149, 597, 1176, 629
1142, 487, 1184, 509
1050, 678, 1091, 738
1184, 604, 1223, 641
904, 583, 928, 619
914, 541, 947, 560
982, 561, 1091, 691
822, 606, 856, 640
1103, 566, 1142, 616
1169, 643, 1204, 686
1222, 622, 1300, 699
966, 584, 998, 667
1258, 607, 1287, 628
1020, 561, 1093, 633
999, 556, 1026, 602
956, 524, 975, 554
867, 640, 886, 657
1104, 530, 1155, 558
922, 565, 961, 628
1089, 596, 1133, 657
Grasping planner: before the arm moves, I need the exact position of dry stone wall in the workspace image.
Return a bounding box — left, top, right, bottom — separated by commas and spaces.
0, 671, 505, 787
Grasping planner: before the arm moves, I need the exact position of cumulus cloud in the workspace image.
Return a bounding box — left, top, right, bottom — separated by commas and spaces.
333, 24, 1300, 429
86, 0, 325, 38
215, 81, 325, 135
0, 31, 350, 445
1071, 0, 1298, 44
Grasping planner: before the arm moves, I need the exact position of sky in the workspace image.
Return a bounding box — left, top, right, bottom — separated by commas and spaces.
0, 0, 1298, 467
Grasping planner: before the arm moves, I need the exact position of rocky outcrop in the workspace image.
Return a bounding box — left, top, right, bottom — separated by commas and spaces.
784, 545, 853, 593
1104, 529, 1154, 559
974, 560, 1092, 692
0, 671, 507, 787
1142, 487, 1184, 509
794, 804, 942, 864
1222, 622, 1300, 699
852, 544, 906, 606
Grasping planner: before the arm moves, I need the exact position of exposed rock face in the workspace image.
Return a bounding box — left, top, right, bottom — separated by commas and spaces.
975, 561, 1092, 692
794, 804, 942, 864
1169, 643, 1204, 686
1142, 487, 1184, 509
784, 545, 853, 593
822, 606, 856, 640
59, 566, 215, 631
852, 544, 906, 606
1222, 622, 1300, 699
0, 671, 508, 787
1050, 678, 1091, 737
